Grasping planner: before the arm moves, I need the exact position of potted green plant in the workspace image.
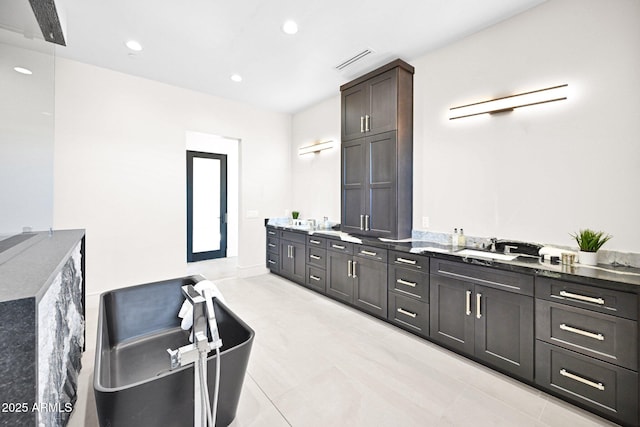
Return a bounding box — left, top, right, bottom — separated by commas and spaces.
570, 229, 612, 266
291, 211, 300, 220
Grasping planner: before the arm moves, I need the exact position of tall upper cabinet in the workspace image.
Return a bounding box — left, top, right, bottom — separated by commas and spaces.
340, 59, 414, 239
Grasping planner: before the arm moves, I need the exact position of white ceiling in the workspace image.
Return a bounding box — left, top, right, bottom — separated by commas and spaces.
9, 0, 547, 114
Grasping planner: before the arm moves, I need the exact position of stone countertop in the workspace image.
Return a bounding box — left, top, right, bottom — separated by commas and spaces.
0, 229, 85, 303
266, 225, 640, 292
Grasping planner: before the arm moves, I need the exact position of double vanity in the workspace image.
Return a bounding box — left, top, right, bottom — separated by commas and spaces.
266, 224, 640, 426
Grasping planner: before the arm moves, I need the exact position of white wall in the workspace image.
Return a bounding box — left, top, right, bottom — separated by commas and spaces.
290, 95, 341, 222
292, 0, 640, 253
54, 59, 291, 294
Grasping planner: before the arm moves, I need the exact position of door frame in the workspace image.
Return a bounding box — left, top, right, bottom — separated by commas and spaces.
186, 150, 228, 262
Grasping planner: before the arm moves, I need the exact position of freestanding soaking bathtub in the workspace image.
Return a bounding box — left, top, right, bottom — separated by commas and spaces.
94, 276, 254, 427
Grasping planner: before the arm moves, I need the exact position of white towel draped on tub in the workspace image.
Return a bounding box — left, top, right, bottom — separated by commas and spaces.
178, 279, 226, 334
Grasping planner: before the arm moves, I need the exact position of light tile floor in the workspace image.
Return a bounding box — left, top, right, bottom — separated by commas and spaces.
68, 261, 620, 426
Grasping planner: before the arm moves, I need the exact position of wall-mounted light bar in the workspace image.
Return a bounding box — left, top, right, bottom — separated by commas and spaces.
298, 140, 334, 156
449, 84, 568, 120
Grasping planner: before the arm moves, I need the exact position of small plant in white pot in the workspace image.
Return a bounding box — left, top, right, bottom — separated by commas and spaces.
570, 229, 612, 266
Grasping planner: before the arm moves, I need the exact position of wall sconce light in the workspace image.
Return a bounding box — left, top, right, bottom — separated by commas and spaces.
449, 84, 568, 120
298, 140, 334, 156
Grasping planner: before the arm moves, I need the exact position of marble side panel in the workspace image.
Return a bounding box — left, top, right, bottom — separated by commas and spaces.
37, 243, 84, 427
0, 297, 36, 427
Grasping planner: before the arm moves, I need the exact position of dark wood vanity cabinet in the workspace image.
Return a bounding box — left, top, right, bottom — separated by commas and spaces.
387, 251, 430, 337
326, 241, 388, 318
429, 259, 535, 381
278, 231, 306, 285
266, 226, 280, 273
340, 59, 413, 239
534, 277, 639, 426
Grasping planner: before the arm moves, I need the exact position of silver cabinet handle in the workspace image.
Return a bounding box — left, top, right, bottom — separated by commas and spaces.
365, 115, 370, 132
332, 244, 346, 250
309, 239, 321, 245
310, 255, 321, 260
268, 260, 276, 265
352, 261, 357, 278
268, 243, 276, 248
476, 293, 482, 319
397, 308, 417, 318
397, 279, 417, 288
466, 290, 472, 316
361, 250, 377, 257
310, 275, 321, 281
268, 231, 276, 235
360, 116, 365, 133
348, 259, 352, 277
559, 369, 605, 391
559, 324, 605, 341
360, 214, 364, 230
396, 257, 416, 265
364, 214, 369, 231
559, 290, 605, 305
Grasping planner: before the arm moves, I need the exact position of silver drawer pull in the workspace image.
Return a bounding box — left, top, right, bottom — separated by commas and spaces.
309, 239, 321, 244
396, 279, 417, 288
268, 260, 276, 265
559, 324, 605, 341
332, 244, 346, 250
397, 308, 417, 318
361, 250, 377, 257
559, 290, 605, 305
559, 369, 605, 391
268, 231, 276, 235
396, 257, 416, 265
309, 255, 321, 260
268, 243, 276, 248
310, 275, 321, 281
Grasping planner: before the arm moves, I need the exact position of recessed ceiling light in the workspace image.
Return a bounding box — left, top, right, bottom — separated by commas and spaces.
282, 20, 298, 35
230, 74, 243, 83
14, 67, 33, 75
125, 40, 143, 52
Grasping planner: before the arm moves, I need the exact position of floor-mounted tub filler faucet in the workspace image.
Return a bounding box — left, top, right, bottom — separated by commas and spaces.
167, 285, 223, 427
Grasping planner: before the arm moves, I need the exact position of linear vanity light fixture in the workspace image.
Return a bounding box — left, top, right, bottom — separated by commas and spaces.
449, 84, 568, 120
298, 140, 334, 156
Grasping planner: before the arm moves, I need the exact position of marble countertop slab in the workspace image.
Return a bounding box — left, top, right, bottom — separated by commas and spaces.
0, 229, 85, 303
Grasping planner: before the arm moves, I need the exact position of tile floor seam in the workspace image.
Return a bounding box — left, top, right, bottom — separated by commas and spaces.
465, 380, 546, 424
246, 371, 294, 427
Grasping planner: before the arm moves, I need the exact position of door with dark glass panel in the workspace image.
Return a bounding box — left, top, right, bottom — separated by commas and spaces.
186, 151, 227, 261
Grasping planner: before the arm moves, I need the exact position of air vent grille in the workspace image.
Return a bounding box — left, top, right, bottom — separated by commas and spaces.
335, 49, 374, 71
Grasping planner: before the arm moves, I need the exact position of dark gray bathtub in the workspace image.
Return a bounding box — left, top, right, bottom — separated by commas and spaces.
94, 276, 254, 427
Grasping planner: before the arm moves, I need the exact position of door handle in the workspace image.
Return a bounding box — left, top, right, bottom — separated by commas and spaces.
476, 293, 482, 319
348, 259, 352, 277
465, 290, 472, 315
352, 261, 357, 278
360, 116, 365, 133
365, 115, 370, 132
365, 214, 369, 231
360, 214, 364, 230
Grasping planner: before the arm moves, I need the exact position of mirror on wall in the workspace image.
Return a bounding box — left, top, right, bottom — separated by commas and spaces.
0, 1, 56, 234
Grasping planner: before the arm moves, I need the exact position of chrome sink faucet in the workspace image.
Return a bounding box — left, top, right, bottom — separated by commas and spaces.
489, 238, 497, 252
504, 245, 519, 255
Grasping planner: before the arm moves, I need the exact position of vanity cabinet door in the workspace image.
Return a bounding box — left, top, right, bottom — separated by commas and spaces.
475, 285, 534, 381
429, 274, 475, 356
353, 257, 387, 319
326, 251, 353, 303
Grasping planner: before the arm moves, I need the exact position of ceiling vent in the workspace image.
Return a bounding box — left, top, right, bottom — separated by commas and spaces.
335, 49, 375, 71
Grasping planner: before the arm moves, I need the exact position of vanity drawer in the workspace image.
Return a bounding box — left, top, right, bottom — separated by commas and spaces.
306, 266, 326, 293
431, 258, 533, 297
355, 245, 388, 263
267, 236, 279, 254
266, 253, 279, 272
388, 292, 429, 336
266, 227, 280, 238
536, 300, 637, 370
281, 230, 306, 244
388, 266, 429, 301
389, 251, 429, 271
536, 277, 637, 320
307, 246, 327, 269
535, 341, 638, 426
307, 235, 327, 249
327, 240, 354, 255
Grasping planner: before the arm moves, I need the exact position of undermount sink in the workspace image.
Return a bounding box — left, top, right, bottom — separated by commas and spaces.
456, 249, 517, 261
